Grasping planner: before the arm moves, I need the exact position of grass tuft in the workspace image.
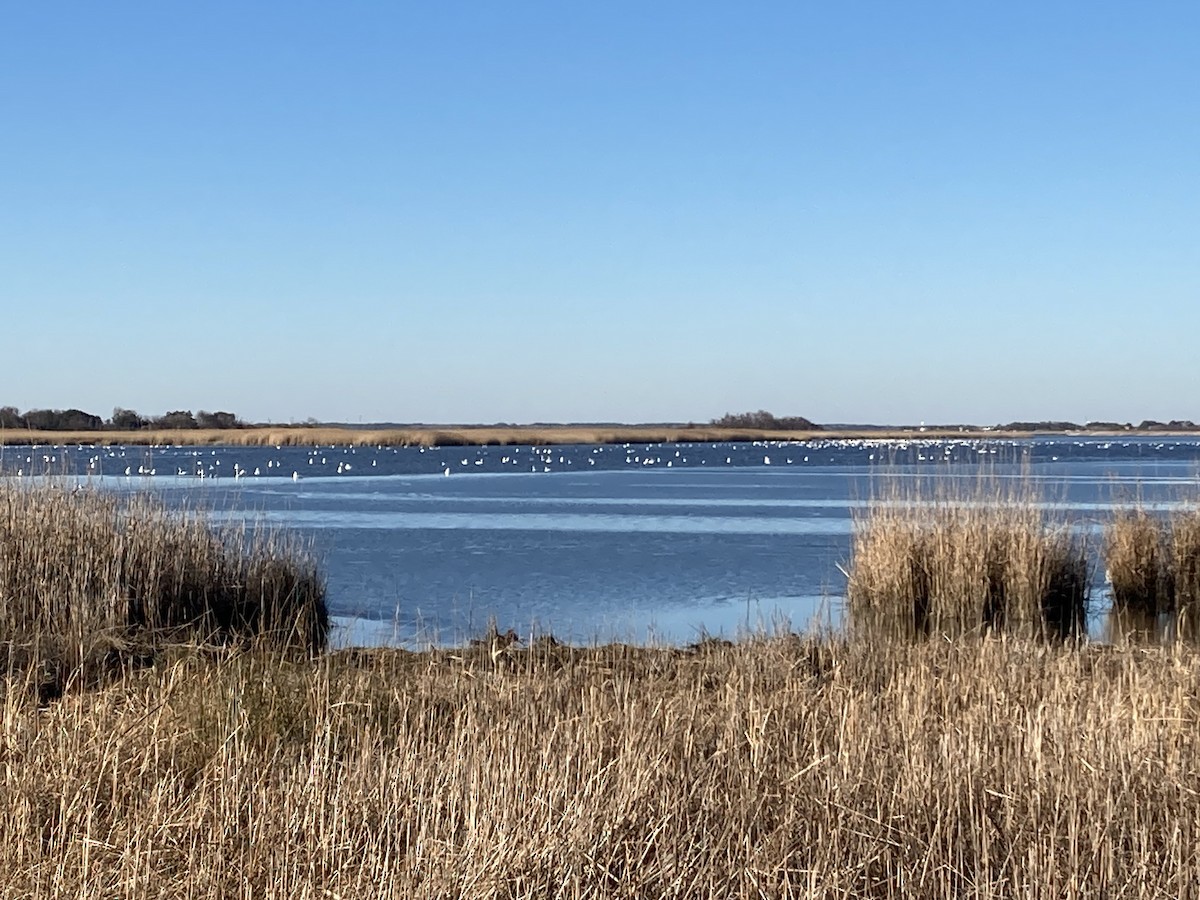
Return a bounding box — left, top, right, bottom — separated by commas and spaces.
1171, 509, 1200, 637
1106, 508, 1171, 618
0, 482, 328, 693
846, 471, 1088, 641
1104, 505, 1200, 640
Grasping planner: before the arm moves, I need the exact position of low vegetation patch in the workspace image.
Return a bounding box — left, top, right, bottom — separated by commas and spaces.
709, 409, 820, 430
0, 405, 244, 431
1, 423, 838, 450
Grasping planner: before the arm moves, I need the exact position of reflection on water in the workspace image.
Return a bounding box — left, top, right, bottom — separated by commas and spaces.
1101, 606, 1200, 645
1101, 609, 1177, 644
3, 436, 1200, 645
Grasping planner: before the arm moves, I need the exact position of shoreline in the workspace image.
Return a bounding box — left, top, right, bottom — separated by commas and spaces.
0, 423, 1181, 448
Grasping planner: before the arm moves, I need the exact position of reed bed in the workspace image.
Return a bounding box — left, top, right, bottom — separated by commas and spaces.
1, 425, 831, 449
1107, 505, 1200, 638
0, 425, 1035, 450
846, 472, 1089, 640
1174, 510, 1200, 635
3, 469, 1200, 895
1106, 509, 1172, 619
0, 635, 1197, 898
0, 483, 328, 692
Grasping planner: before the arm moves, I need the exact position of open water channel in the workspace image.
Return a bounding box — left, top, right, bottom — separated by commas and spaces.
4, 435, 1200, 646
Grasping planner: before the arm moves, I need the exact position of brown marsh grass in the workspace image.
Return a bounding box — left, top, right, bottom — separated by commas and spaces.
1, 425, 1058, 449
5, 468, 1200, 894
1106, 508, 1172, 619
1173, 510, 1200, 636
1107, 505, 1200, 639
0, 482, 328, 694
2, 425, 830, 449
1, 635, 1198, 897
846, 470, 1088, 640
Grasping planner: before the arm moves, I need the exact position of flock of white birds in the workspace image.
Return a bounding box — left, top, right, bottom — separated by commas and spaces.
0, 437, 1189, 481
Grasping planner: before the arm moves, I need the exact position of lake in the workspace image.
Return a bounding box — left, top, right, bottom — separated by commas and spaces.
3, 435, 1200, 646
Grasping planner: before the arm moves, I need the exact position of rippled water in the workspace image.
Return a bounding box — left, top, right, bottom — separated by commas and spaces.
3, 435, 1200, 645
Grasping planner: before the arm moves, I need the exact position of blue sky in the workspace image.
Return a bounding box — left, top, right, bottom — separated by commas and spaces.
2, 3, 1197, 425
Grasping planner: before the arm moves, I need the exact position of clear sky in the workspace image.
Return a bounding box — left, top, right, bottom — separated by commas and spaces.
2, 2, 1197, 425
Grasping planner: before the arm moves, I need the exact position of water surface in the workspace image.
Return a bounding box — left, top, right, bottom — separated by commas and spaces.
4, 436, 1200, 646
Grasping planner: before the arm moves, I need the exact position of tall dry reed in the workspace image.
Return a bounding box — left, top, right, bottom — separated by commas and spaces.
0, 482, 327, 692
847, 470, 1088, 640
0, 635, 1196, 897
1107, 504, 1200, 639
1171, 509, 1200, 637
1106, 508, 1171, 619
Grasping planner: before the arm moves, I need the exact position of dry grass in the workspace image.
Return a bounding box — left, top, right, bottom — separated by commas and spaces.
1107, 506, 1200, 639
846, 472, 1088, 640
0, 635, 1197, 897
0, 483, 328, 694
1172, 511, 1200, 638
1, 425, 832, 448
3, 469, 1200, 894
0, 425, 1083, 449
1106, 509, 1172, 619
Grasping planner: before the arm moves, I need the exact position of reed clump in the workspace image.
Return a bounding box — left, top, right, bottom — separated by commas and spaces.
1174, 510, 1200, 635
1106, 505, 1200, 638
0, 635, 1197, 897
1106, 508, 1171, 619
847, 472, 1088, 640
0, 482, 328, 692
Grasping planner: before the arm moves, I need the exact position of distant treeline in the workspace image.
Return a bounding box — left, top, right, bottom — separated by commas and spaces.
1001, 420, 1199, 432
0, 406, 244, 431
710, 410, 821, 431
